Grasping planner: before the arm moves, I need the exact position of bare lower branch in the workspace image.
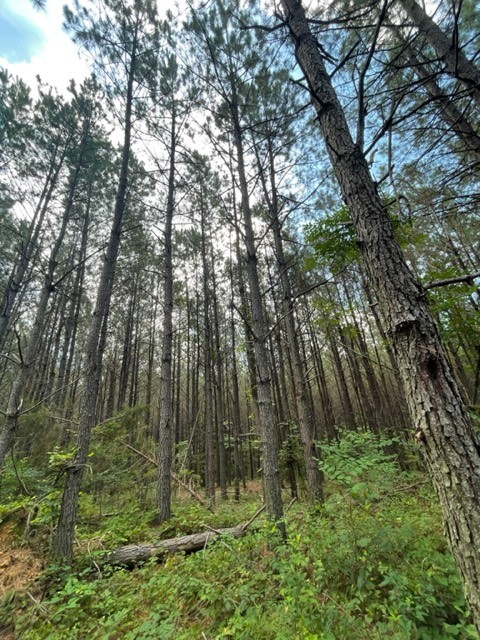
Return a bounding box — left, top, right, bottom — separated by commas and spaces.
424, 271, 480, 290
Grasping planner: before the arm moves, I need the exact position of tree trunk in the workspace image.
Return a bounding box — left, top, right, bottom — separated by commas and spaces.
59, 196, 91, 415
229, 86, 285, 537
211, 244, 228, 499
106, 525, 248, 567
0, 144, 84, 473
200, 198, 216, 505
145, 294, 158, 434
229, 264, 243, 501
53, 38, 137, 563
0, 137, 71, 355
280, 0, 480, 627
157, 111, 176, 524
258, 140, 324, 503
403, 46, 480, 156
398, 0, 480, 106
327, 327, 357, 430
118, 281, 136, 410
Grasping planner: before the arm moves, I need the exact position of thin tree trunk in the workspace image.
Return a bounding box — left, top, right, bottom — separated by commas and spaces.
327, 328, 357, 430
145, 294, 158, 434
0, 160, 76, 473
157, 111, 176, 524
200, 198, 216, 505
257, 140, 323, 502
229, 263, 243, 501
407, 52, 480, 156
53, 36, 137, 562
0, 134, 73, 354
229, 85, 285, 536
118, 282, 136, 410
58, 197, 91, 414
211, 245, 228, 499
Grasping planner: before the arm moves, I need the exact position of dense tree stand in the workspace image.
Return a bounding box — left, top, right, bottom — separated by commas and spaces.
1, 0, 480, 635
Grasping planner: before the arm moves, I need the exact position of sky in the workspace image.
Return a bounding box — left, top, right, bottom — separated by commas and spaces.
0, 0, 442, 96
0, 0, 89, 92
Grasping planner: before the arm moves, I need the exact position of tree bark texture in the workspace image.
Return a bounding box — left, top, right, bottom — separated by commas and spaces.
280, 0, 480, 628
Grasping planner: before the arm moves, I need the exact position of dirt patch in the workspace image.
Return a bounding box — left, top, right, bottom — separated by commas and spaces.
0, 524, 43, 599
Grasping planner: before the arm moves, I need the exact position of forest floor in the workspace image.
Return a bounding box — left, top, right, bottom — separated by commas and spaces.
0, 522, 43, 640
1, 434, 479, 639
0, 524, 43, 599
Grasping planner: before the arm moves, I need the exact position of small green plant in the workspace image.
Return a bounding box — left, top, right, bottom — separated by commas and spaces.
319, 430, 399, 488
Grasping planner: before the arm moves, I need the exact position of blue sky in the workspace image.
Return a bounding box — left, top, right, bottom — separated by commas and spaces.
0, 3, 46, 63
0, 0, 179, 94
0, 0, 89, 93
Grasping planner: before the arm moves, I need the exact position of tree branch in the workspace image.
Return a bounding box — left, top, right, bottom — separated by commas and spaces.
424, 271, 480, 290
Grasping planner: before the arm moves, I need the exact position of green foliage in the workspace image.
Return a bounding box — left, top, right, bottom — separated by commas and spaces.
279, 424, 305, 480
305, 203, 426, 273
319, 430, 399, 488
0, 455, 49, 502
47, 447, 79, 476
305, 205, 358, 272
0, 496, 33, 525
13, 466, 478, 640
4, 425, 475, 639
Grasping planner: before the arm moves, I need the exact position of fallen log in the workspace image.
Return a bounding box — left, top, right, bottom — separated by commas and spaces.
106, 525, 245, 566
105, 504, 267, 567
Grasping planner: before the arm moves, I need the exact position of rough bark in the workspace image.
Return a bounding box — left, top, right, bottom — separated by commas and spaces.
280, 0, 480, 628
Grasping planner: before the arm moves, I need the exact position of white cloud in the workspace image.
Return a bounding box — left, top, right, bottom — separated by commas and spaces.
0, 0, 89, 93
